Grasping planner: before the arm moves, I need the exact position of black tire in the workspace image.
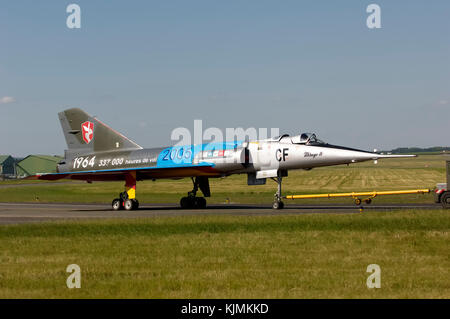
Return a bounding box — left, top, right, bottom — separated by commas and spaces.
195, 197, 207, 209
124, 199, 134, 211
364, 198, 372, 204
180, 197, 190, 209
132, 199, 139, 210
272, 201, 283, 209
441, 192, 450, 209
112, 198, 122, 211
355, 198, 362, 205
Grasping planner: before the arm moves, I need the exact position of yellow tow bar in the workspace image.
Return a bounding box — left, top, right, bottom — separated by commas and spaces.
283, 189, 431, 205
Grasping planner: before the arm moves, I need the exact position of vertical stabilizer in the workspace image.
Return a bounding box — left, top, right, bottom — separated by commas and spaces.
58, 108, 142, 155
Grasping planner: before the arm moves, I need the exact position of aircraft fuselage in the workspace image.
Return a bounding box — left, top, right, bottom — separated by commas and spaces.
57, 137, 396, 181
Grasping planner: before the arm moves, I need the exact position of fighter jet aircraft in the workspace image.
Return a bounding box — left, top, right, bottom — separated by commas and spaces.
32, 108, 414, 210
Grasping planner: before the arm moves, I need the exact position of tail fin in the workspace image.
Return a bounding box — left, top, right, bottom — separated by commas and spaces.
58, 108, 142, 155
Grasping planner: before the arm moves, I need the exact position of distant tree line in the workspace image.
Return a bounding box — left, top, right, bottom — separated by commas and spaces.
386, 147, 450, 154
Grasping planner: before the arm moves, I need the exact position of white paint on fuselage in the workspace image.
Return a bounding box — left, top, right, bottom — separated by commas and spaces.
207, 140, 380, 175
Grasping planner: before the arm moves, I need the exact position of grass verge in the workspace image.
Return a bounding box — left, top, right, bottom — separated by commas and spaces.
0, 210, 448, 298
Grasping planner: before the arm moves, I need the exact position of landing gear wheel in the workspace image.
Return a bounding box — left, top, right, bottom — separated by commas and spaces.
124, 199, 134, 211
271, 171, 285, 210
180, 196, 206, 209
180, 197, 191, 209
180, 177, 210, 209
195, 197, 207, 209
112, 198, 123, 211
273, 201, 284, 210
441, 192, 450, 209
132, 199, 139, 210
364, 198, 372, 205
354, 198, 362, 205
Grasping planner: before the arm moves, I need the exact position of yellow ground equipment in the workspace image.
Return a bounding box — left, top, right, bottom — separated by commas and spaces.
284, 189, 431, 205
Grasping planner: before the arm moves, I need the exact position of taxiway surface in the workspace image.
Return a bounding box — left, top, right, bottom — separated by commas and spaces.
0, 202, 441, 225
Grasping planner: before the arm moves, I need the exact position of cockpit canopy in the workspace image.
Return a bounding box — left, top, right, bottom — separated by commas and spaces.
271, 133, 326, 145
291, 133, 325, 145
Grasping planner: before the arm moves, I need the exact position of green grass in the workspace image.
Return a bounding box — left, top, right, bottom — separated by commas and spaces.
0, 210, 448, 298
0, 155, 448, 299
0, 155, 446, 204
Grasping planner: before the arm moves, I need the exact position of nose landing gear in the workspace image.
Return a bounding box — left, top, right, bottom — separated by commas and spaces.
272, 200, 284, 210
271, 170, 286, 209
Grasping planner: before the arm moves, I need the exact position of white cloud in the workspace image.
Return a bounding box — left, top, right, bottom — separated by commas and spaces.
0, 96, 15, 104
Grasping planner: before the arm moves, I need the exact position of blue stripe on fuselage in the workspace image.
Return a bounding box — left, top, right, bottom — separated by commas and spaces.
156, 141, 243, 168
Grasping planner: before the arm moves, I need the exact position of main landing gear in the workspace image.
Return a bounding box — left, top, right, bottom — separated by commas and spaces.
180, 177, 209, 209
271, 170, 287, 210
112, 172, 139, 211
112, 192, 140, 211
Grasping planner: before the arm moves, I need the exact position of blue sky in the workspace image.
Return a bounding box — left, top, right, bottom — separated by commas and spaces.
1, 1, 449, 156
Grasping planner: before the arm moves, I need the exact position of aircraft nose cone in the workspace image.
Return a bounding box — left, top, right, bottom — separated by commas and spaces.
329, 146, 377, 163
348, 150, 377, 162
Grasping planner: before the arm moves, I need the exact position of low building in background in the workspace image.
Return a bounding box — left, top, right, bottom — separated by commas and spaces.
0, 155, 16, 179
15, 155, 63, 178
